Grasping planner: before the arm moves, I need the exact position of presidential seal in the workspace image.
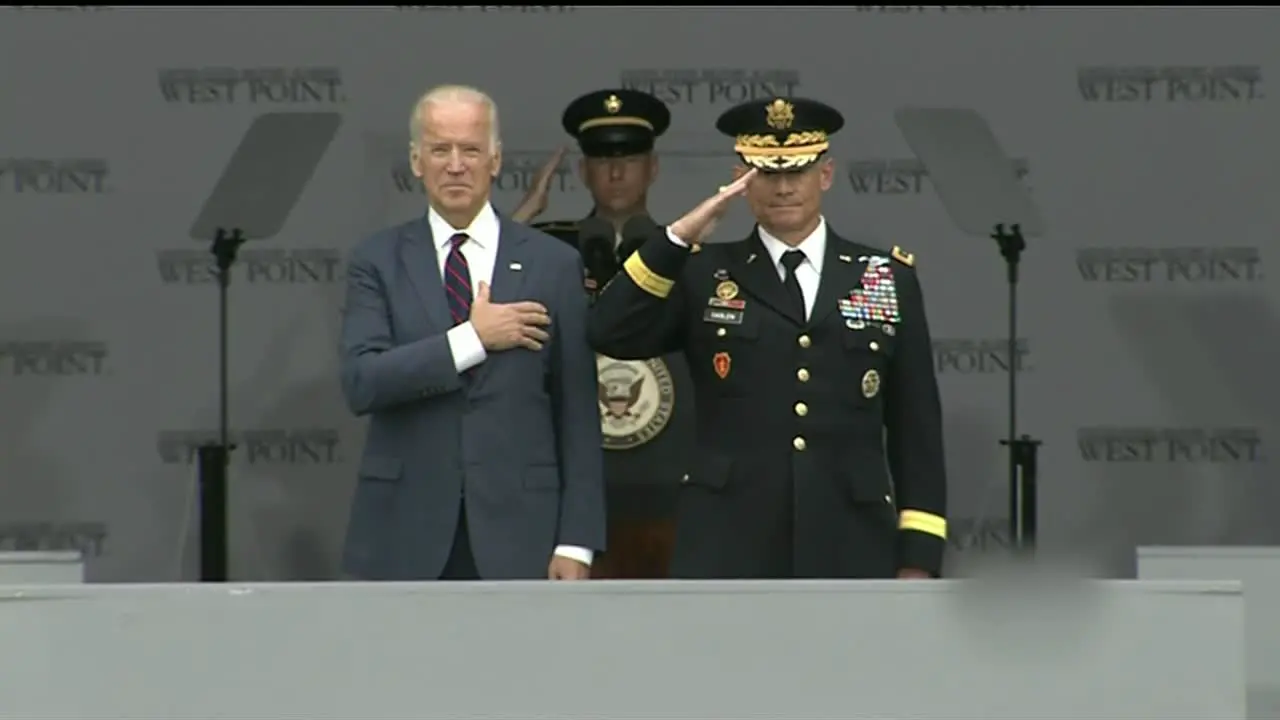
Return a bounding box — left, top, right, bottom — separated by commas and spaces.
596, 355, 675, 451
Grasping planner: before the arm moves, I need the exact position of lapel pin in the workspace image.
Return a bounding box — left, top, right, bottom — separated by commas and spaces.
746, 253, 758, 264
838, 254, 852, 263
509, 262, 523, 271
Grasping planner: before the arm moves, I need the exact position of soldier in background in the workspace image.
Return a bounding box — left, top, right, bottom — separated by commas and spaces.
517, 88, 688, 579
525, 88, 672, 294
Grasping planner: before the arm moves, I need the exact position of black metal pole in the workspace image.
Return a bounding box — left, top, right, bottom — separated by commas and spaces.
992, 223, 1041, 552
197, 227, 245, 582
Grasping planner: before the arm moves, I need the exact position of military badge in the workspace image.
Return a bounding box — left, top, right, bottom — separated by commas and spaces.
838, 257, 901, 325
861, 369, 880, 398
713, 351, 731, 379
715, 280, 739, 301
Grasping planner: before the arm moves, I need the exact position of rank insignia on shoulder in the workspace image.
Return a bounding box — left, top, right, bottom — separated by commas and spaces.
891, 245, 915, 267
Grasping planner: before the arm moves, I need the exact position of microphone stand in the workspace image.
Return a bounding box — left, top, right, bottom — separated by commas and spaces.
196, 227, 245, 582
991, 223, 1042, 553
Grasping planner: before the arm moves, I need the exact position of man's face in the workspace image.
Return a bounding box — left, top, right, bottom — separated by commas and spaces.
740, 158, 834, 236
579, 153, 657, 214
410, 100, 500, 217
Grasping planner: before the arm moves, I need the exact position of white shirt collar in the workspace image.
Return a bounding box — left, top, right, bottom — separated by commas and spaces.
427, 202, 499, 252
757, 217, 827, 274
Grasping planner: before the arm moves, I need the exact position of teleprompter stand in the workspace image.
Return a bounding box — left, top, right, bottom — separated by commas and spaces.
185, 112, 343, 581
195, 228, 246, 582
895, 108, 1048, 552
991, 223, 1042, 550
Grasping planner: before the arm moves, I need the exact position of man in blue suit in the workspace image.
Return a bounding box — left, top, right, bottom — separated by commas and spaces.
338, 84, 606, 580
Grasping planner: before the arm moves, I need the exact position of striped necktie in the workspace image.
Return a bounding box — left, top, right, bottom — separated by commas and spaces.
444, 233, 472, 325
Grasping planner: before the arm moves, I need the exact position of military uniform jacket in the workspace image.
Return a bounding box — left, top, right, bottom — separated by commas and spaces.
532, 219, 630, 297
586, 225, 948, 578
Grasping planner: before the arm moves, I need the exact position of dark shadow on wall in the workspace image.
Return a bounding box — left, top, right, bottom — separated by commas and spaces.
0, 318, 81, 538
238, 283, 356, 581
1080, 291, 1280, 577
938, 408, 1009, 576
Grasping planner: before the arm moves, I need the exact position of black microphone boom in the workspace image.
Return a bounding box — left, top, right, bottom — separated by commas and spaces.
577, 217, 618, 286
619, 215, 659, 260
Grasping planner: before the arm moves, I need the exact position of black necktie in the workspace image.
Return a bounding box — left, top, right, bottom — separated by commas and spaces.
444, 233, 472, 325
780, 249, 807, 320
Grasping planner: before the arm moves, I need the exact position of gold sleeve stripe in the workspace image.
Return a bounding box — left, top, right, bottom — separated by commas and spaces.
623, 252, 674, 299
898, 510, 946, 539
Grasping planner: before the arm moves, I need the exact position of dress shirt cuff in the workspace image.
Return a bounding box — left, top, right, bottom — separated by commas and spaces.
445, 322, 487, 374
666, 228, 689, 248
553, 544, 594, 567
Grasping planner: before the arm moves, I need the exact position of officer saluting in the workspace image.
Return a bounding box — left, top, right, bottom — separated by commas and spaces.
587, 97, 948, 579
531, 88, 672, 297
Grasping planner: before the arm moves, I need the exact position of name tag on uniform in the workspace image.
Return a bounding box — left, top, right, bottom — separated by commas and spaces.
703, 307, 743, 325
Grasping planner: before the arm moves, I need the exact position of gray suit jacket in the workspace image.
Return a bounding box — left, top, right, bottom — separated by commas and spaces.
338, 212, 606, 580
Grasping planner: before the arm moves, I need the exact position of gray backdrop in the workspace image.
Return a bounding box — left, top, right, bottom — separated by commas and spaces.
0, 6, 1274, 581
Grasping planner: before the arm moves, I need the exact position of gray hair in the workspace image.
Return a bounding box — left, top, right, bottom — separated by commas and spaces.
408, 84, 502, 154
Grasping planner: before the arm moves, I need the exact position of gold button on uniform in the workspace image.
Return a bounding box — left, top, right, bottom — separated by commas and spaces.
794, 402, 808, 417
869, 341, 880, 351
792, 436, 807, 451
797, 368, 810, 382
798, 334, 811, 348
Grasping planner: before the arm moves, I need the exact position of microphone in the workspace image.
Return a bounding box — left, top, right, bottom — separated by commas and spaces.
619, 215, 659, 260
576, 217, 617, 287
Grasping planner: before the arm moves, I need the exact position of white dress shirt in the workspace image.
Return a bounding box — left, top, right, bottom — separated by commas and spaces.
756, 218, 826, 320
667, 218, 828, 320
428, 204, 594, 568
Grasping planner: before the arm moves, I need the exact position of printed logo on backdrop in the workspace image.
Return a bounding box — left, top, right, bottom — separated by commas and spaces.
848, 158, 1030, 195
1076, 247, 1264, 284
0, 158, 112, 195
0, 341, 109, 377
854, 5, 1033, 12
0, 522, 108, 557
620, 69, 800, 106
392, 150, 578, 198
156, 429, 344, 465
933, 338, 1031, 375
1078, 66, 1263, 103
395, 5, 575, 10
158, 67, 346, 106
948, 517, 1012, 553
1078, 427, 1265, 464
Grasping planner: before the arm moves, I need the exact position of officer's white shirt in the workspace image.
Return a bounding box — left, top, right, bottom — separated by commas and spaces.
756, 218, 826, 321
667, 217, 828, 321
431, 203, 593, 568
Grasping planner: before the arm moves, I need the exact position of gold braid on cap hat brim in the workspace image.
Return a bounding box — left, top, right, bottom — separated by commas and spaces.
578, 116, 654, 132
735, 130, 829, 170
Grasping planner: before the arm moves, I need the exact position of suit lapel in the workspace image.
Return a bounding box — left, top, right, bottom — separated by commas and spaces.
399, 214, 452, 331
809, 230, 868, 328
489, 215, 528, 304
471, 216, 529, 388
728, 230, 804, 326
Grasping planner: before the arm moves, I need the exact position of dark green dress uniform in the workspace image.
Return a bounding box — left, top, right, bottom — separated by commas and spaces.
532, 88, 672, 295
531, 89, 693, 578
586, 98, 949, 579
